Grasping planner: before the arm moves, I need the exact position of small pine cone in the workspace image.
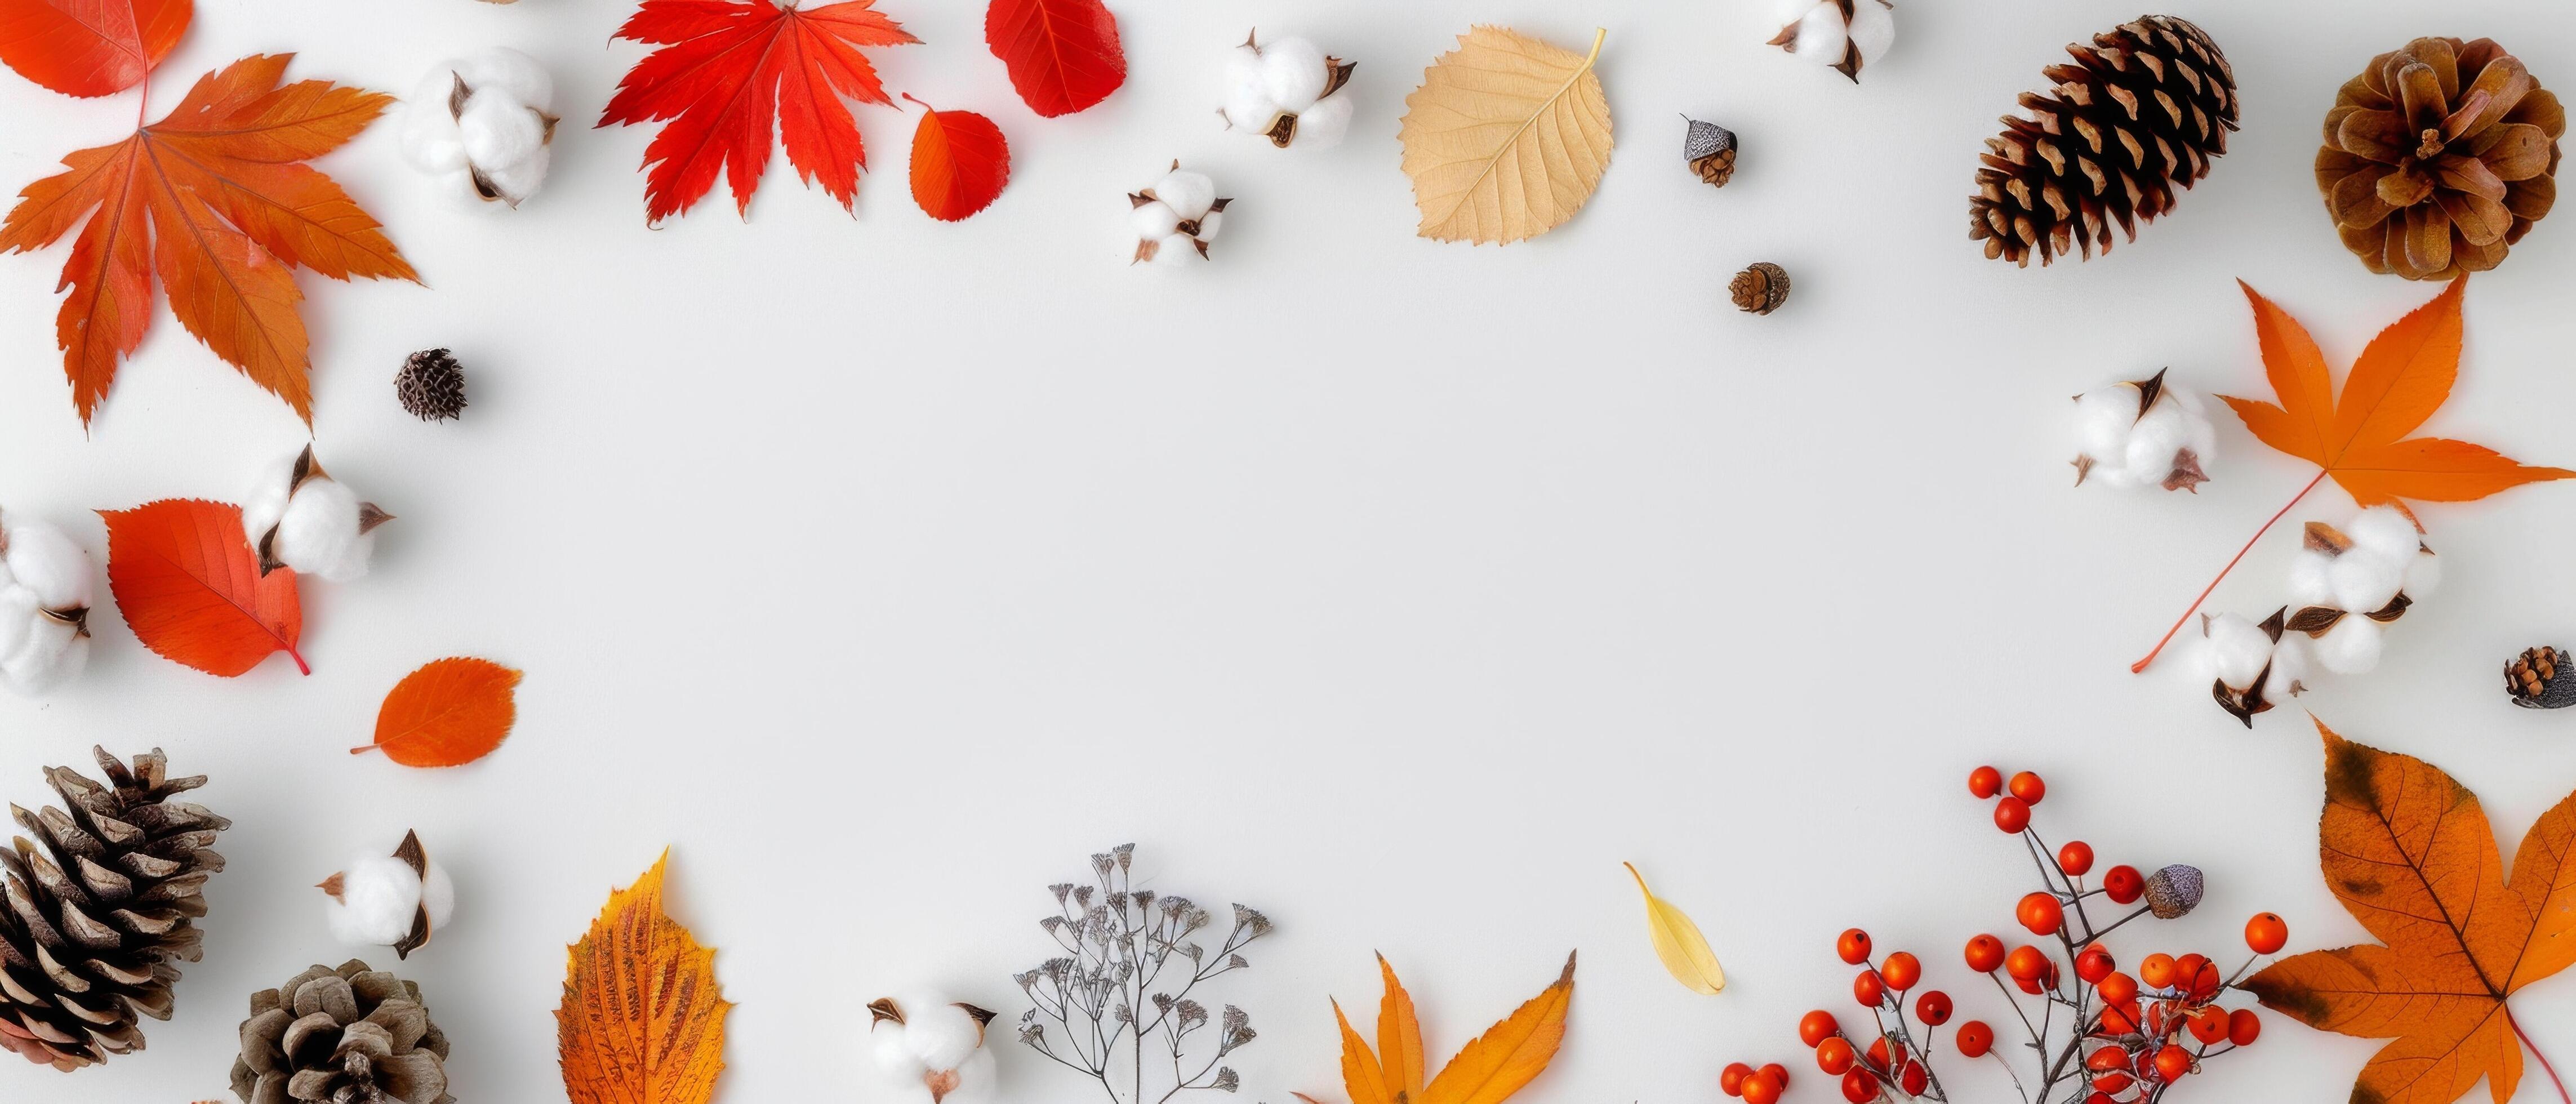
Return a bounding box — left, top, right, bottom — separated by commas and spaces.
0, 748, 229, 1070
2318, 37, 2563, 281
230, 961, 452, 1104
395, 349, 468, 422
1684, 117, 1737, 187
2508, 646, 2575, 709
2144, 863, 2204, 919
1730, 261, 1790, 314
1970, 16, 2239, 266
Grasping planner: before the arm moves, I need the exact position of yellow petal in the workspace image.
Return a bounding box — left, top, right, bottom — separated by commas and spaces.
1624, 862, 1725, 995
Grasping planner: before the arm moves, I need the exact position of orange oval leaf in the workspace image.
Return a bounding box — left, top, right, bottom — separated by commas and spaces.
0, 0, 191, 98
100, 498, 304, 677
558, 852, 730, 1104
907, 100, 1009, 221
358, 657, 520, 767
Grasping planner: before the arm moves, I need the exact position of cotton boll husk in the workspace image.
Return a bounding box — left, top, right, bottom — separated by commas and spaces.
2346, 506, 2420, 562
2405, 549, 2441, 598
239, 453, 299, 550
3, 522, 91, 610
1294, 94, 1353, 149
1845, 0, 1894, 65
2199, 613, 2275, 688
893, 992, 985, 1071
1790, 3, 1848, 61
1131, 201, 1181, 240
326, 854, 425, 946
1152, 170, 1217, 221
2326, 549, 2404, 614
2288, 549, 2335, 608
2316, 616, 2384, 675
458, 47, 552, 110
1258, 37, 1329, 109
459, 92, 546, 174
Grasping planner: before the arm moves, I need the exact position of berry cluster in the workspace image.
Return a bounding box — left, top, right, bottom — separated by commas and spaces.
1728, 768, 2280, 1103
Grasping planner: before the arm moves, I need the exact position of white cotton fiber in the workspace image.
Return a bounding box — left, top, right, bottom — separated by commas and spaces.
326, 854, 425, 946
1845, 0, 1896, 65
2326, 550, 2404, 615
1296, 94, 1354, 149
1260, 37, 1329, 108
2404, 549, 2441, 598
2315, 616, 2384, 675
2200, 612, 2276, 689
1152, 169, 1217, 222
2346, 506, 2419, 562
399, 47, 557, 206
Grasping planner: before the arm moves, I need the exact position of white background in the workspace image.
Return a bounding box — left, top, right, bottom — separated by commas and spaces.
4, 0, 2575, 1101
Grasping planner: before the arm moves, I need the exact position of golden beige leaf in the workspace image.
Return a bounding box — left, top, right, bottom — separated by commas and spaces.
1399, 26, 1613, 244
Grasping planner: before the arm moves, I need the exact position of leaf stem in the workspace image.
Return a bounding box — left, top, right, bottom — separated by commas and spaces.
2129, 470, 2329, 673
2513, 1009, 2573, 1104
287, 643, 310, 675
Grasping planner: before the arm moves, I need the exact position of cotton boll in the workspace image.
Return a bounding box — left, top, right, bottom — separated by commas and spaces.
399, 71, 471, 174
2404, 549, 2441, 598
1132, 201, 1181, 240
3, 521, 91, 611
1148, 232, 1199, 265
1151, 169, 1217, 221
419, 858, 455, 933
239, 452, 298, 553
278, 478, 370, 582
2346, 506, 2419, 562
869, 991, 996, 1104
2270, 634, 2312, 696
2068, 376, 2214, 489
477, 145, 551, 207
2070, 389, 2140, 477
2288, 550, 2335, 608
1294, 94, 1353, 149
2200, 613, 2276, 689
2326, 550, 2404, 615
2316, 616, 2384, 675
1259, 37, 1330, 109
460, 92, 546, 173
895, 993, 985, 1071
1845, 0, 1896, 65
459, 47, 552, 110
1790, 3, 1848, 62
400, 49, 557, 206
325, 854, 425, 946
0, 615, 86, 693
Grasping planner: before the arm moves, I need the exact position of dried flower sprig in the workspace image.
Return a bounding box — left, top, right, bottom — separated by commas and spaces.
1017, 844, 1271, 1103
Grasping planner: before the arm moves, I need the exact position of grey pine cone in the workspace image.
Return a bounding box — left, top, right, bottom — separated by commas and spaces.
230, 961, 451, 1104
395, 350, 468, 422
0, 747, 228, 1070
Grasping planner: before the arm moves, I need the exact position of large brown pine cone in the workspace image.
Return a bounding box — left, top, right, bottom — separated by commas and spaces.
230, 961, 452, 1104
1970, 15, 2238, 266
0, 747, 228, 1070
2317, 37, 2562, 280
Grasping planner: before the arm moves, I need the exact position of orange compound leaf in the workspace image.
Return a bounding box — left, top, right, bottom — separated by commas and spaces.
2245, 720, 2576, 1104
99, 498, 304, 677
597, 0, 918, 224
984, 0, 1124, 118
1303, 953, 1574, 1104
0, 0, 190, 97
905, 97, 1009, 221
356, 657, 523, 767
558, 852, 731, 1104
0, 54, 418, 428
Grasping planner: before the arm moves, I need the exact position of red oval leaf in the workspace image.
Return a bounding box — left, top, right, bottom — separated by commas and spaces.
985, 0, 1124, 118
359, 657, 522, 767
0, 0, 191, 97
100, 499, 304, 677
908, 104, 1009, 221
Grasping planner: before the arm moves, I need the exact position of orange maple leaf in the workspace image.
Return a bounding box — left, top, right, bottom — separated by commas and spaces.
353, 657, 523, 767
2132, 277, 2569, 672
1296, 952, 1574, 1104
558, 852, 731, 1104
2245, 720, 2576, 1104
0, 54, 418, 427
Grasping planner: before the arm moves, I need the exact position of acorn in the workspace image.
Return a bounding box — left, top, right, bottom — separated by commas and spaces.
1730, 261, 1790, 314
2508, 646, 2574, 709
2145, 863, 2204, 919
1683, 116, 1737, 188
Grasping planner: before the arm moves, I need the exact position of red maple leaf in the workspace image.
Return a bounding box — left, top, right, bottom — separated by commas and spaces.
598, 0, 918, 224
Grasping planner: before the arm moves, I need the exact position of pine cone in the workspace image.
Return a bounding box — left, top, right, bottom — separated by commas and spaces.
2509, 646, 2574, 709
1970, 16, 2237, 266
0, 747, 228, 1070
1683, 117, 1737, 187
230, 961, 452, 1104
395, 349, 467, 422
2317, 37, 2562, 281
1730, 262, 1790, 314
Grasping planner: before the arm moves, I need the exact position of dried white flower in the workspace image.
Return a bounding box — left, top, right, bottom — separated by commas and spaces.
1131, 163, 1230, 266
870, 990, 998, 1104
399, 48, 559, 207
319, 830, 453, 959
241, 446, 392, 582
2070, 369, 2214, 491
1219, 31, 1355, 149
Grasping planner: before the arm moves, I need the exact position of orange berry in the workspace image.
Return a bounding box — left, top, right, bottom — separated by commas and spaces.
2103, 865, 2145, 905
2139, 953, 2178, 990
2228, 1008, 2262, 1046
1994, 796, 2031, 833
2188, 1006, 2231, 1045
1965, 934, 2005, 973
1969, 765, 2003, 799
2008, 771, 2045, 804
1759, 1064, 1791, 1094
1853, 969, 1885, 1008
2095, 970, 2138, 1005
1838, 928, 1874, 966
2018, 892, 2066, 936
2057, 840, 2095, 876
2099, 999, 2144, 1034
1867, 1036, 1891, 1068
1956, 1020, 1994, 1058
1840, 1067, 1878, 1103
1742, 1070, 1782, 1104
1800, 1010, 1841, 1048
1721, 1062, 1752, 1096
1915, 990, 1953, 1026
2075, 945, 2115, 985
1880, 951, 1921, 991
2245, 912, 2289, 955
1817, 1036, 1856, 1075
2093, 1072, 2134, 1094
2154, 1044, 2191, 1081
2005, 944, 2049, 982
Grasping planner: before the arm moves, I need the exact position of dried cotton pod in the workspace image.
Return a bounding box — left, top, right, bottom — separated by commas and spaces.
2069, 369, 2214, 491
1219, 31, 1355, 149
870, 990, 999, 1103
241, 446, 393, 582
1768, 0, 1895, 82
1131, 162, 1230, 265
319, 831, 455, 960
0, 509, 95, 695
399, 48, 559, 207
1729, 261, 1790, 314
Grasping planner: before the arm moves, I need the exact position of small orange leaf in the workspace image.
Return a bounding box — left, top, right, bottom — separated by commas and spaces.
1313, 954, 1573, 1104
356, 657, 521, 767
558, 851, 731, 1104
99, 498, 304, 676
1376, 954, 1425, 1104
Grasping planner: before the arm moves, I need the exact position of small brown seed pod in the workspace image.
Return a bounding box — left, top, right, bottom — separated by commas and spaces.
1683, 116, 1737, 188
2509, 646, 2574, 709
1730, 261, 1790, 314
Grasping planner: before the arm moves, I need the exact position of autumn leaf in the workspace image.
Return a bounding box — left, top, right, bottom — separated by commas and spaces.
598, 0, 918, 224
0, 0, 189, 97
2130, 277, 2570, 672
1298, 952, 1574, 1104
559, 851, 731, 1104
905, 96, 1009, 221
99, 499, 304, 677
1624, 862, 1725, 995
0, 54, 416, 427
2244, 720, 2576, 1104
354, 657, 523, 767
1398, 26, 1613, 244
984, 0, 1124, 118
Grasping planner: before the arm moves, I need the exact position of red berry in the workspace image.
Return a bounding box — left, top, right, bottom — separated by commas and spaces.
2005, 944, 2048, 982
1901, 1058, 1928, 1096
2017, 892, 2065, 936
1838, 928, 1874, 966
1759, 1064, 1791, 1093
1880, 951, 1921, 991
2095, 971, 2138, 1005
1956, 1020, 1994, 1058
2075, 946, 2115, 985
1817, 1036, 1856, 1075
2187, 1007, 2230, 1045
1742, 1071, 1782, 1104
1969, 765, 2003, 799
2099, 999, 2144, 1034
1994, 796, 2031, 833
2086, 1047, 2129, 1072
1914, 990, 1952, 1026
2154, 1044, 2191, 1081
2104, 865, 2145, 905
1964, 933, 2005, 973
2245, 912, 2289, 955
2058, 840, 2095, 876
1721, 1062, 1752, 1096
2228, 1008, 2263, 1046
1853, 969, 1885, 1008
1840, 1067, 1878, 1103
2088, 1095, 2118, 1104
1800, 1010, 1841, 1048
2092, 1071, 2135, 1094
2139, 953, 2178, 990
1867, 1036, 1891, 1068
2008, 771, 2045, 804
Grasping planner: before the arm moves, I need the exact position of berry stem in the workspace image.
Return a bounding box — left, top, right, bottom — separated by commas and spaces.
2515, 1009, 2574, 1104
2129, 470, 2329, 673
